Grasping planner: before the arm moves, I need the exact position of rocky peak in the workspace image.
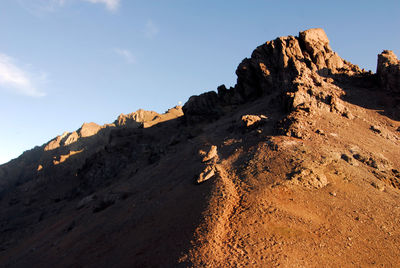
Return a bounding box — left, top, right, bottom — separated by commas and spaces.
298, 28, 348, 74
183, 28, 362, 123
116, 109, 159, 127
377, 50, 400, 93
79, 122, 102, 138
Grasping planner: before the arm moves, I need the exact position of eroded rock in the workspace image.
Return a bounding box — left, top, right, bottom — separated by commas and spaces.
196, 165, 216, 184
183, 91, 224, 124
201, 145, 218, 163
377, 50, 400, 93
288, 167, 328, 189
241, 115, 268, 128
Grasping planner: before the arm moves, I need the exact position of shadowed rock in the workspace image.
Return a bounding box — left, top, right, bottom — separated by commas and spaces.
377, 50, 400, 93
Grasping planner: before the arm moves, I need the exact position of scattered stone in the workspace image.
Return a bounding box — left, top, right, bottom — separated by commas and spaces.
329, 191, 337, 197
370, 125, 382, 134
241, 115, 268, 128
202, 145, 218, 163
342, 110, 354, 119
341, 154, 352, 163
288, 167, 328, 189
196, 165, 216, 184
353, 153, 378, 169
371, 181, 385, 191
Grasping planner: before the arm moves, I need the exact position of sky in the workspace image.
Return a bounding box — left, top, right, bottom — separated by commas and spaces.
0, 1, 399, 164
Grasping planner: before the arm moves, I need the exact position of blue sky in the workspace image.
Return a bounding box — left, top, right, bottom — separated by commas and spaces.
0, 0, 399, 164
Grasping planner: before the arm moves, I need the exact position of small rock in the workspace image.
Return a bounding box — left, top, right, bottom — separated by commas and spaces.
202, 145, 218, 162
329, 191, 337, 197
76, 194, 97, 209
241, 114, 268, 128
288, 167, 328, 188
341, 154, 351, 163
370, 125, 381, 134
371, 181, 385, 191
197, 165, 216, 184
342, 111, 354, 119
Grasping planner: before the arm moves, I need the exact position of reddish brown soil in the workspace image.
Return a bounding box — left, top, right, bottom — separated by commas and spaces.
0, 29, 399, 267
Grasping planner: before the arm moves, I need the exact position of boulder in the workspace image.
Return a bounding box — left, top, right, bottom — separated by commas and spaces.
196, 165, 216, 184
241, 115, 268, 128
201, 145, 218, 163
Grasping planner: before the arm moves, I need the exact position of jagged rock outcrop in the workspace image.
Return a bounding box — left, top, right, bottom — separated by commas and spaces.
116, 109, 159, 127
377, 50, 400, 93
78, 122, 102, 138
44, 123, 106, 152
183, 28, 362, 124
116, 106, 184, 127
183, 92, 224, 123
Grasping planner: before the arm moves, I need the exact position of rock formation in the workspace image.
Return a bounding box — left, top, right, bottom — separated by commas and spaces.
0, 28, 400, 267
377, 50, 400, 93
183, 28, 362, 124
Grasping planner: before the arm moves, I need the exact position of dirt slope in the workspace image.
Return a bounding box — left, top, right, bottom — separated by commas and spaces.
0, 28, 399, 267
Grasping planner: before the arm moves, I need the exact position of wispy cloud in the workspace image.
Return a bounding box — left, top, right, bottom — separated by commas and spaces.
17, 0, 66, 14
114, 48, 135, 64
83, 0, 120, 11
144, 20, 159, 38
0, 54, 46, 97
17, 0, 121, 13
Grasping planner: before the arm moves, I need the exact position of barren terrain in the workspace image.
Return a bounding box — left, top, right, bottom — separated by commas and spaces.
0, 28, 399, 267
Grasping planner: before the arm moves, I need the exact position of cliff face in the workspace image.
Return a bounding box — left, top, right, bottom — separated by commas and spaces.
0, 29, 400, 267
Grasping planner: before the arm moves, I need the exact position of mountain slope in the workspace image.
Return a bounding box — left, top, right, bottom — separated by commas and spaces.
0, 28, 399, 267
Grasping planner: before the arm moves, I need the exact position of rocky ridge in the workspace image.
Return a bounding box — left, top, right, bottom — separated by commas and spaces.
0, 28, 399, 267
0, 106, 183, 194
